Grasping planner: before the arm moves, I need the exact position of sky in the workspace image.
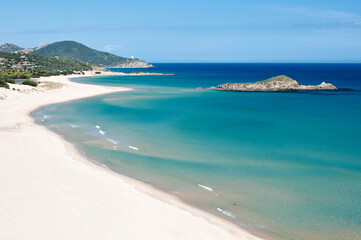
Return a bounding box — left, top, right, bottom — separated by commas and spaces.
1, 0, 361, 63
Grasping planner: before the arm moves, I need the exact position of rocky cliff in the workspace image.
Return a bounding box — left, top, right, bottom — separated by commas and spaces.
111, 59, 153, 68
0, 43, 24, 53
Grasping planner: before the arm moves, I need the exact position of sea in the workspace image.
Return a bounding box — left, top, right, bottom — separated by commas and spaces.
32, 64, 361, 240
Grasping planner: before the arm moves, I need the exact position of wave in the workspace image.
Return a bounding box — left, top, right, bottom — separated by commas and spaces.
70, 124, 79, 128
41, 114, 50, 122
106, 138, 119, 145
198, 184, 213, 192
99, 130, 106, 135
129, 145, 139, 151
96, 125, 100, 129
217, 208, 235, 218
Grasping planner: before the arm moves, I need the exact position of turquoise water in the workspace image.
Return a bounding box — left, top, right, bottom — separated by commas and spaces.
33, 64, 361, 240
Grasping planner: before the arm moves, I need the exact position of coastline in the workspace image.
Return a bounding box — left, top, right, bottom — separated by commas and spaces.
0, 71, 263, 240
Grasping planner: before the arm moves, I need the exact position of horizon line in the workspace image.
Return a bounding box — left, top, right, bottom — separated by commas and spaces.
145, 62, 361, 64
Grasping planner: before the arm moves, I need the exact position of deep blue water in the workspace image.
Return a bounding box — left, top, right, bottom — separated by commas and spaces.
33, 64, 361, 240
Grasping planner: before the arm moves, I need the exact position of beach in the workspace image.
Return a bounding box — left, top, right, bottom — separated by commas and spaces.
0, 72, 262, 240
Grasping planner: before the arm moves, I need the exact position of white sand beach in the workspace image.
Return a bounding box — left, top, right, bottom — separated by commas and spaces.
0, 72, 263, 240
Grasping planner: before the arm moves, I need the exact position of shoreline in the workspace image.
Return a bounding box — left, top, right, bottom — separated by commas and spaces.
0, 71, 264, 240
54, 132, 276, 240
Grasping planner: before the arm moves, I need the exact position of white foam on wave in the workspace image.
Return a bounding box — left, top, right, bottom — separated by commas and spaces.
99, 130, 106, 135
96, 125, 100, 129
129, 145, 139, 151
198, 184, 213, 192
217, 208, 235, 218
41, 115, 50, 122
106, 138, 119, 145
247, 223, 266, 229
70, 124, 79, 128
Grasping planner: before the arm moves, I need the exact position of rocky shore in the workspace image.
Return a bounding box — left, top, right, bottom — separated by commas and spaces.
213, 75, 337, 92
113, 60, 153, 68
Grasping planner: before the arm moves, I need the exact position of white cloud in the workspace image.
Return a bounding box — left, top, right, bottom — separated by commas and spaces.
263, 5, 361, 25
103, 44, 125, 52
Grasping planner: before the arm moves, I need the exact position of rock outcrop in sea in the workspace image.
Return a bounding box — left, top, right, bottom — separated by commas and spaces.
112, 60, 153, 68
215, 75, 337, 92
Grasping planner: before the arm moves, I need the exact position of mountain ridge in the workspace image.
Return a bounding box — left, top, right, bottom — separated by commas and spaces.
0, 43, 24, 53
32, 41, 151, 68
0, 41, 151, 68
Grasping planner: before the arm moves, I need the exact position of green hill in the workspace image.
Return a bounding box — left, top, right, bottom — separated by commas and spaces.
32, 41, 151, 68
0, 51, 92, 88
0, 52, 91, 72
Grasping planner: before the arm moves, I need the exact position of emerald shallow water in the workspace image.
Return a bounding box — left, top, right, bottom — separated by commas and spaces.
33, 64, 361, 240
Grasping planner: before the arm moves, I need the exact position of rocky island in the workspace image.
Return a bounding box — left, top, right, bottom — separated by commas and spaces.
213, 75, 337, 92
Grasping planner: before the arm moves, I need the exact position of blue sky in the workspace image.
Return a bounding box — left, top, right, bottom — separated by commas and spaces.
1, 0, 361, 62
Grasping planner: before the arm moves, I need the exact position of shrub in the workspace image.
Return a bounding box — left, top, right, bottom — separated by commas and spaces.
31, 73, 40, 78
0, 74, 15, 83
0, 79, 9, 89
22, 80, 38, 87
6, 78, 15, 84
9, 73, 30, 79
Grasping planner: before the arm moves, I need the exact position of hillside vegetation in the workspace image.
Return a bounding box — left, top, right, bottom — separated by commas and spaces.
0, 52, 92, 88
32, 41, 148, 67
258, 75, 295, 83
